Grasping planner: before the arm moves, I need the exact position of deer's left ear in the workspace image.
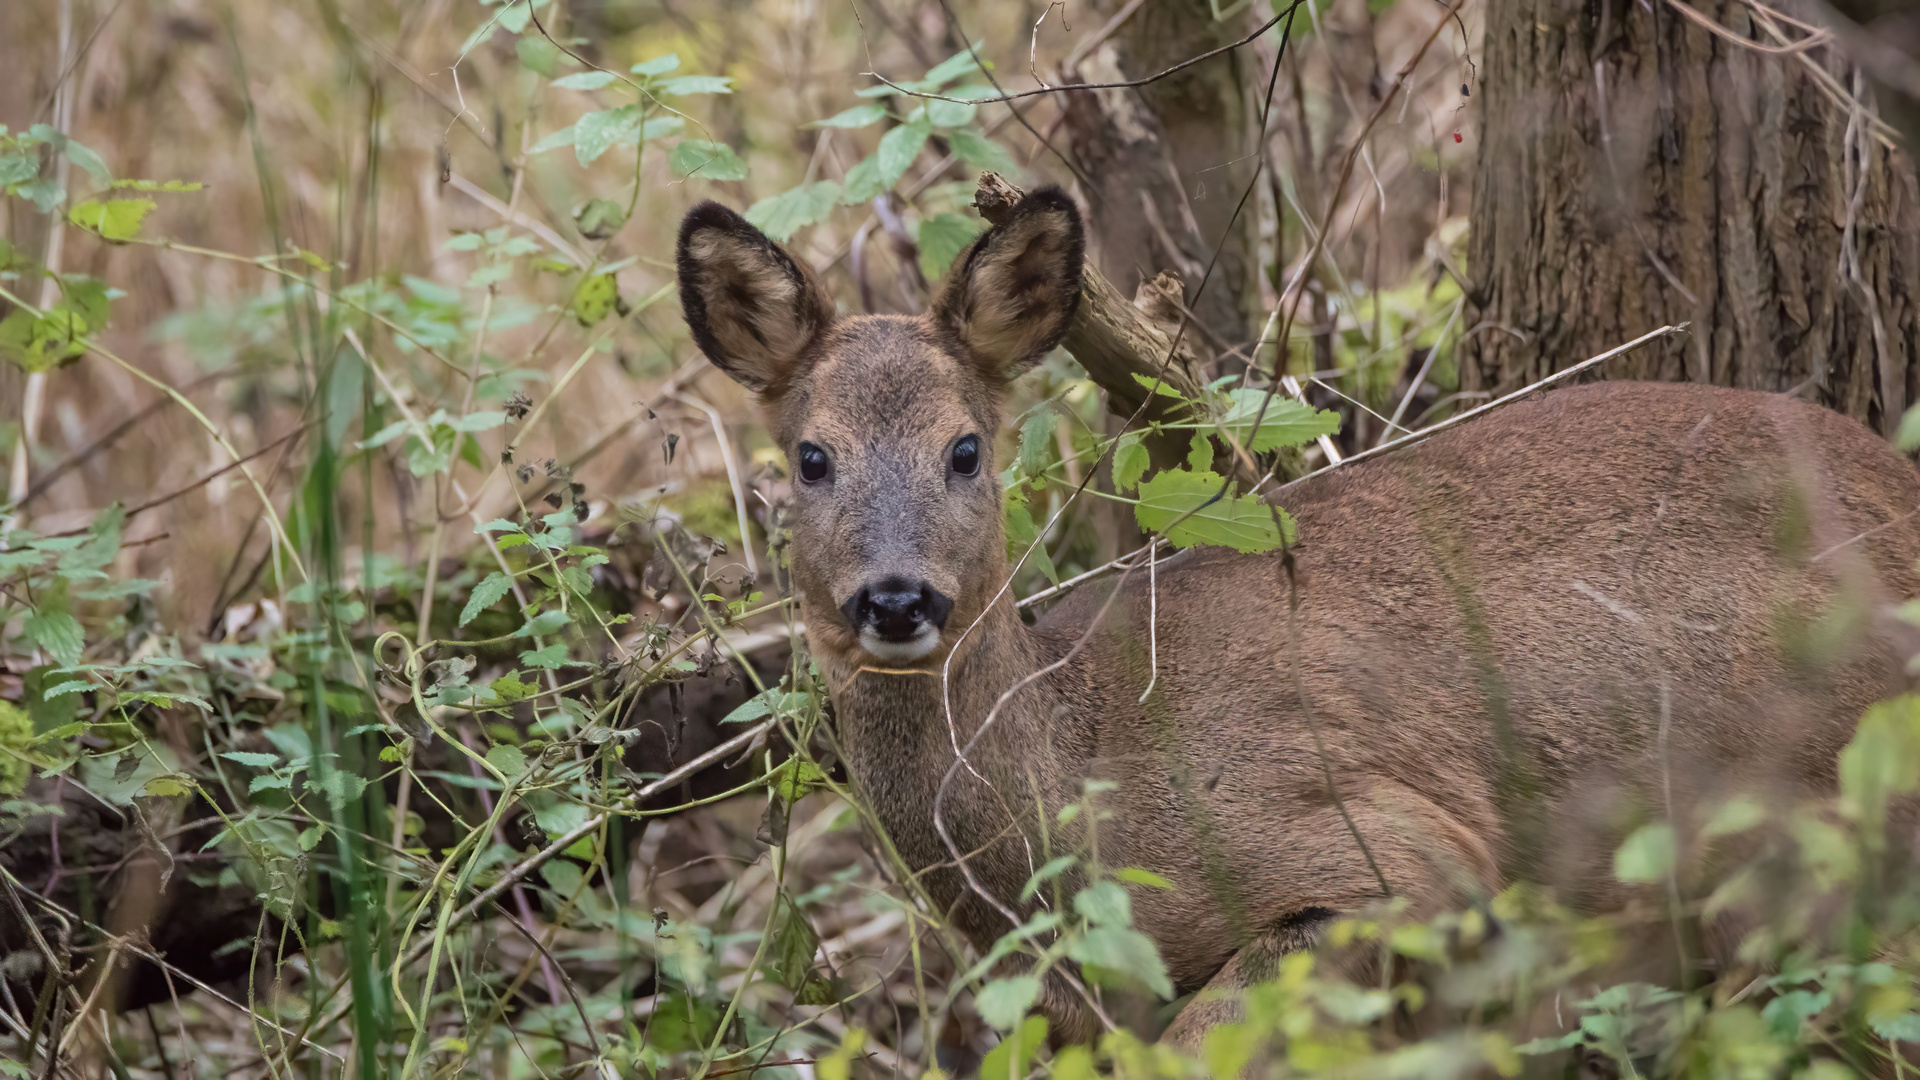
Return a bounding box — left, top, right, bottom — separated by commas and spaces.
931, 186, 1085, 379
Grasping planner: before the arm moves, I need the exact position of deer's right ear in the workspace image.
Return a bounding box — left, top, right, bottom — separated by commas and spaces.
677, 202, 835, 393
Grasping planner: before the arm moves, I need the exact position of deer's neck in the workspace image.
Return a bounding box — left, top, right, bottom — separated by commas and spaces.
819, 591, 1083, 931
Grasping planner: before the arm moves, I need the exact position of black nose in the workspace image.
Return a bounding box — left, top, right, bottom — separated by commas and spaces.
842, 577, 953, 642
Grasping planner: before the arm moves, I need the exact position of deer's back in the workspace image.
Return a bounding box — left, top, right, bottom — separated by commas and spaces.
1042, 381, 1920, 986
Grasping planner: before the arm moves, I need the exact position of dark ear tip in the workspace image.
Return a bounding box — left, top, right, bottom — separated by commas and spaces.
677, 201, 760, 252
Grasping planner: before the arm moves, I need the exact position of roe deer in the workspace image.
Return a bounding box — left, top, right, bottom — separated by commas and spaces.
675, 186, 1920, 1046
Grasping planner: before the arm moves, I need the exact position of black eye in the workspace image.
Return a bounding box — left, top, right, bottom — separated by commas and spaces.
796, 442, 830, 484
950, 435, 980, 477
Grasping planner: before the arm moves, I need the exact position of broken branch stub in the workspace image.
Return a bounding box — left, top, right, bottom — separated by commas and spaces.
974, 174, 1206, 423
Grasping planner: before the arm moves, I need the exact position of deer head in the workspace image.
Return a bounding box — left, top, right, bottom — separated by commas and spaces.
676, 188, 1085, 666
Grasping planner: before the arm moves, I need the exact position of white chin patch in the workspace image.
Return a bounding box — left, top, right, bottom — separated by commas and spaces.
859, 625, 941, 663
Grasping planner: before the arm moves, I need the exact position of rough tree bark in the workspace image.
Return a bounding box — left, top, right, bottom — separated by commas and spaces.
1062, 0, 1264, 360
1467, 0, 1920, 434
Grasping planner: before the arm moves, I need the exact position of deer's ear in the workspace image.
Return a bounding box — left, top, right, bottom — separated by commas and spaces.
932, 186, 1085, 379
677, 201, 835, 393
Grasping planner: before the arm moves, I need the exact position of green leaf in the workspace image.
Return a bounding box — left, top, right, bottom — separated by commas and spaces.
1187, 430, 1214, 472
745, 181, 842, 243
1219, 390, 1342, 453
486, 743, 527, 781
657, 75, 733, 96
1113, 866, 1175, 890
1133, 468, 1292, 554
516, 34, 558, 75
515, 609, 573, 638
1131, 372, 1191, 401
219, 751, 281, 769
1842, 695, 1920, 827
642, 115, 685, 141
24, 607, 84, 667
1021, 854, 1076, 900
1016, 409, 1056, 482
922, 44, 986, 88
68, 197, 154, 242
1112, 432, 1149, 492
461, 571, 515, 626
475, 518, 523, 535
451, 410, 507, 432
811, 103, 889, 129
630, 53, 681, 76
29, 125, 110, 185
1072, 880, 1132, 928
1613, 822, 1677, 884
770, 757, 829, 804
876, 119, 932, 187
570, 272, 623, 325
948, 128, 1019, 176
722, 688, 777, 725
769, 896, 822, 992
143, 775, 193, 798
975, 975, 1041, 1031
918, 212, 985, 280
670, 140, 748, 182
1067, 927, 1173, 998
839, 154, 884, 204
978, 1015, 1048, 1080
551, 71, 618, 90
927, 96, 976, 128
42, 679, 90, 698
528, 122, 577, 155
519, 643, 571, 669
0, 151, 39, 187
249, 773, 292, 793
573, 105, 642, 166
573, 196, 628, 240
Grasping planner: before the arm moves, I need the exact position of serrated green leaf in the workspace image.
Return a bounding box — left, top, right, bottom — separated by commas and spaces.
249, 773, 292, 793
631, 53, 681, 76
0, 151, 38, 187
460, 571, 514, 626
67, 198, 154, 242
1187, 430, 1214, 472
551, 71, 617, 90
220, 751, 281, 768
573, 196, 628, 240
486, 743, 527, 780
359, 419, 411, 449
1072, 880, 1132, 928
1131, 372, 1191, 401
745, 181, 842, 243
1067, 927, 1172, 998
1015, 409, 1055, 484
918, 212, 985, 280
975, 976, 1041, 1031
1219, 390, 1342, 453
515, 608, 573, 638
811, 103, 889, 129
1112, 432, 1149, 492
519, 643, 572, 669
1134, 468, 1291, 554
840, 154, 884, 204
670, 140, 748, 182
770, 897, 821, 992
876, 119, 931, 187
30, 125, 110, 185
24, 608, 83, 667
573, 105, 643, 166
42, 680, 90, 698
474, 517, 523, 535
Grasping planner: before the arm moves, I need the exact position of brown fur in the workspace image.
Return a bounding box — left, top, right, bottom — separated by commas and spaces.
677, 190, 1920, 1046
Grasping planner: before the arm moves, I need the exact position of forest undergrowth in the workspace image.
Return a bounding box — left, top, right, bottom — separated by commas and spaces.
5, 0, 1919, 1078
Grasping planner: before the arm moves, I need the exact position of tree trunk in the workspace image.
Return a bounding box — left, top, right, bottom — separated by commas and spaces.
1063, 1, 1263, 365
1467, 0, 1920, 434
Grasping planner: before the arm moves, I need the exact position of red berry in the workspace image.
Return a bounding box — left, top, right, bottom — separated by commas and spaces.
1453, 132, 1463, 143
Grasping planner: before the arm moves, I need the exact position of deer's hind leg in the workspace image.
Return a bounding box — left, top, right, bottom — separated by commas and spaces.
1158, 909, 1336, 1052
